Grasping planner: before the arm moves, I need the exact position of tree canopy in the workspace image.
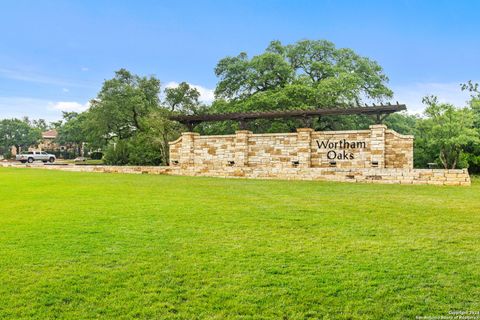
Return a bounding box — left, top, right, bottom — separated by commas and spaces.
214, 40, 392, 112
201, 39, 394, 134
416, 96, 479, 169
0, 118, 41, 155
56, 112, 88, 155
164, 82, 202, 115
85, 69, 161, 145
80, 70, 195, 165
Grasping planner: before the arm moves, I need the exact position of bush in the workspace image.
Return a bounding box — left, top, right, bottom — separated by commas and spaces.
126, 135, 163, 166
90, 151, 103, 160
465, 153, 480, 174
103, 135, 164, 166
45, 150, 77, 160
103, 141, 130, 165
62, 150, 77, 160
1, 150, 12, 159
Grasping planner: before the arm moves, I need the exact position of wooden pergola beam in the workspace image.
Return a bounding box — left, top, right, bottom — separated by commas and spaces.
169, 103, 407, 128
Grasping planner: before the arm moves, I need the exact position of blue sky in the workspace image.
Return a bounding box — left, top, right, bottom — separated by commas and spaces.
1, 0, 479, 121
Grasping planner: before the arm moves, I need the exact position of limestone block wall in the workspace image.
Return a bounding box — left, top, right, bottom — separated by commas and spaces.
169, 137, 181, 164
2, 163, 469, 186
168, 125, 414, 170
166, 167, 471, 186
385, 130, 414, 169
193, 135, 236, 169
247, 133, 298, 168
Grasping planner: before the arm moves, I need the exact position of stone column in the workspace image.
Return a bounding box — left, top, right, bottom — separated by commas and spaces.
297, 128, 313, 168
179, 132, 198, 168
369, 124, 386, 168
234, 130, 251, 167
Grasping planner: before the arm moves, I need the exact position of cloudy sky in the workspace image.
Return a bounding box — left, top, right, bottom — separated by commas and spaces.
1, 0, 479, 121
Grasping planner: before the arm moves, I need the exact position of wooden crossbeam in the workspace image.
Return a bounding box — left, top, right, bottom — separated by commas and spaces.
169, 103, 407, 128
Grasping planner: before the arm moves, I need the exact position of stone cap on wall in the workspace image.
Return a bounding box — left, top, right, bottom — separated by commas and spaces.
385, 129, 414, 139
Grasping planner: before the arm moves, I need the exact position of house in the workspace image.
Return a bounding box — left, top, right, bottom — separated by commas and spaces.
9, 129, 78, 158
38, 129, 60, 151
38, 129, 82, 157
11, 129, 62, 156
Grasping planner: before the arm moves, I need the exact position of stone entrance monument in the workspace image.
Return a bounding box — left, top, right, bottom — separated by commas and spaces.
167, 104, 470, 185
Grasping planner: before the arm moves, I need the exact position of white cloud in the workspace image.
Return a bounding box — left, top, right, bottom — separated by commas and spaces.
81, 67, 89, 72
0, 97, 56, 120
49, 101, 90, 112
392, 82, 475, 114
165, 81, 215, 103
62, 88, 69, 93
0, 97, 91, 120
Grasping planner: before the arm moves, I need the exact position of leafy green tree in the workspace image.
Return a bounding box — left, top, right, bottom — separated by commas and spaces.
417, 96, 478, 169
208, 39, 393, 133
384, 113, 418, 135
56, 112, 88, 156
142, 108, 182, 164
164, 82, 202, 115
215, 40, 392, 107
461, 81, 480, 172
85, 69, 161, 146
0, 118, 41, 155
86, 69, 187, 165
32, 119, 49, 131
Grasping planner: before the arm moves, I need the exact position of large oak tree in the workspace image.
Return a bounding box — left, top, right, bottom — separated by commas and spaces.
205, 40, 393, 133
214, 40, 392, 109
85, 69, 161, 147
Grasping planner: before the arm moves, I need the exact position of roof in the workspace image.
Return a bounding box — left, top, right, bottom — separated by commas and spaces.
169, 103, 407, 129
42, 129, 58, 139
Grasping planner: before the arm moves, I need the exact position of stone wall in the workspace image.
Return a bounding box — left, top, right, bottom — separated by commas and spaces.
167, 166, 471, 186
247, 132, 298, 168
163, 124, 471, 186
169, 125, 413, 170
0, 163, 470, 186
385, 130, 414, 169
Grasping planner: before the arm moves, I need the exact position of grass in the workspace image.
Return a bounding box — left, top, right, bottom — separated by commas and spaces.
0, 168, 479, 319
56, 159, 104, 165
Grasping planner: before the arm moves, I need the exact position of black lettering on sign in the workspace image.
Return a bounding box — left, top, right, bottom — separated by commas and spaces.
316, 139, 330, 149
327, 150, 337, 159
316, 138, 366, 161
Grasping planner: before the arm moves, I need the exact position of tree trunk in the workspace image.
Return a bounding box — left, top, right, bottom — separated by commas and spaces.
439, 150, 448, 169
451, 151, 458, 169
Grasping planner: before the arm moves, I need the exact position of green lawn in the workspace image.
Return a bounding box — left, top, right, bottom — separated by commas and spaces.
0, 168, 479, 319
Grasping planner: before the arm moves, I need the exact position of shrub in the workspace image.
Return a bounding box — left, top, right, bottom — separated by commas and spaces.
90, 151, 103, 160
102, 135, 164, 166
103, 141, 130, 165
1, 149, 12, 159
126, 134, 163, 166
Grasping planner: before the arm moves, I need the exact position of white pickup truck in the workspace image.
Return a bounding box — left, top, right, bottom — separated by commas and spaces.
16, 151, 56, 164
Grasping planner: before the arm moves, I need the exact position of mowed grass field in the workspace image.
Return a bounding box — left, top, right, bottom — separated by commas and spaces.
0, 168, 479, 319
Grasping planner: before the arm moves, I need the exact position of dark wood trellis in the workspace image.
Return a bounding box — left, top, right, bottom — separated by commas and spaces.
169, 103, 407, 131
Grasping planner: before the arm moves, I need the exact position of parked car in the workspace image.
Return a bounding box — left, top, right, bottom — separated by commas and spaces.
16, 151, 56, 164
